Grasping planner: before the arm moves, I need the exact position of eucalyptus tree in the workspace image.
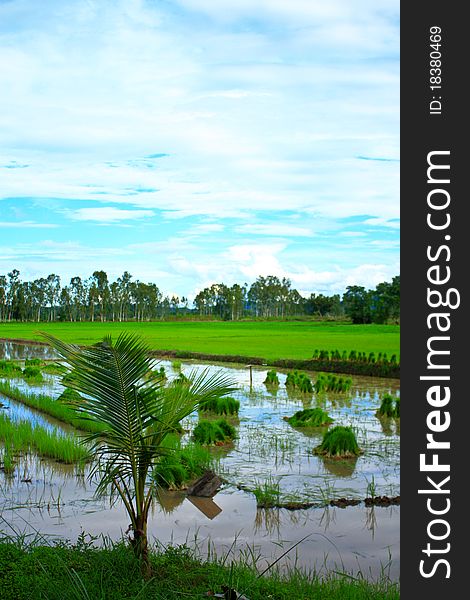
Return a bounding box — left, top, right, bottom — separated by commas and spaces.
91, 270, 110, 322
116, 271, 133, 321
248, 275, 291, 317
228, 283, 246, 321
170, 295, 180, 315
59, 286, 73, 321
109, 281, 120, 322
32, 277, 48, 322
6, 269, 20, 321
41, 332, 235, 575
0, 275, 7, 321
70, 276, 88, 322
45, 274, 61, 321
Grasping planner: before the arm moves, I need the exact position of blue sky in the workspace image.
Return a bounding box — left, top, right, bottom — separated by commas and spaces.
0, 0, 399, 300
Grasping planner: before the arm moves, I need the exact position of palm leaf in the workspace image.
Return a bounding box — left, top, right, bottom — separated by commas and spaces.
40, 331, 236, 499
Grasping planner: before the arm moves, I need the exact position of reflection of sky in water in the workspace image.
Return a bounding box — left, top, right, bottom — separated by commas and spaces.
2, 343, 400, 501
2, 451, 399, 580
0, 341, 58, 361
0, 341, 400, 580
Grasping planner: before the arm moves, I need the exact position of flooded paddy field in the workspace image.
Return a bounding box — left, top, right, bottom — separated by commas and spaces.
1, 341, 399, 580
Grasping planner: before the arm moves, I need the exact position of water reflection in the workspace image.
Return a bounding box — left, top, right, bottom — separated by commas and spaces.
321, 456, 359, 478
0, 341, 58, 361
0, 340, 400, 579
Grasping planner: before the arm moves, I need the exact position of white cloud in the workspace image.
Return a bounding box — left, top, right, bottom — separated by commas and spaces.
188, 223, 225, 234
68, 207, 155, 223
225, 243, 286, 279
0, 220, 58, 228
235, 224, 312, 237
0, 0, 399, 292
364, 217, 400, 229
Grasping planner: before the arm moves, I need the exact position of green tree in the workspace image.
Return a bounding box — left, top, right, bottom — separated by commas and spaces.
6, 269, 21, 321
91, 270, 110, 322
343, 285, 372, 324
116, 271, 133, 321
41, 332, 234, 575
0, 275, 7, 321
70, 276, 88, 322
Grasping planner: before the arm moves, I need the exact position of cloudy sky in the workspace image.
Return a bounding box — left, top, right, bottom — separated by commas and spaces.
0, 0, 399, 300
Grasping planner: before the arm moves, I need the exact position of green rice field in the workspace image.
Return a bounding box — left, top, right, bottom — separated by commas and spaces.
0, 321, 399, 361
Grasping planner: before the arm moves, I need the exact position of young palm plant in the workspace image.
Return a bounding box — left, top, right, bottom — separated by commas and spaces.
40, 332, 235, 576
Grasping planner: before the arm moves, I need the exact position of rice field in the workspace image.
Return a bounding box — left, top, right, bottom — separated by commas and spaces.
0, 340, 400, 580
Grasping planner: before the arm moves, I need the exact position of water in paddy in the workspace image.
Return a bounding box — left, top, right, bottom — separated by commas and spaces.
1, 342, 399, 579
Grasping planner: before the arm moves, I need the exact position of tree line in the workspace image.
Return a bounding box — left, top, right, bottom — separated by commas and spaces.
0, 269, 399, 324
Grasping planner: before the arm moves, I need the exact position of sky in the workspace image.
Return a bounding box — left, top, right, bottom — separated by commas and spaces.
0, 0, 399, 301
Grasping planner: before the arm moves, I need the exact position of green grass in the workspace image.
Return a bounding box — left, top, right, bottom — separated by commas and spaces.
0, 381, 106, 434
0, 321, 400, 362
251, 477, 281, 508
0, 445, 15, 474
0, 538, 399, 600
0, 413, 90, 463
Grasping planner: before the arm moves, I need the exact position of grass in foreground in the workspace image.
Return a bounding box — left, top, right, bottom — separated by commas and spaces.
0, 321, 400, 362
0, 538, 399, 600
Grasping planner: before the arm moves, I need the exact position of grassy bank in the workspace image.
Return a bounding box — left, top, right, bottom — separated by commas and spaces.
0, 381, 105, 434
0, 413, 90, 464
0, 321, 400, 362
0, 538, 399, 600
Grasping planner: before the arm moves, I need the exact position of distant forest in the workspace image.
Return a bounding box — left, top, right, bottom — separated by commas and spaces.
0, 270, 400, 324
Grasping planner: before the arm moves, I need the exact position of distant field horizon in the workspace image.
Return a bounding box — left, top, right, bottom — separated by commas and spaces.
0, 321, 400, 362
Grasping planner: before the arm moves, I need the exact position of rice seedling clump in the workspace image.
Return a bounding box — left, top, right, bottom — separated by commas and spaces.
153, 439, 214, 489
0, 359, 23, 378
198, 395, 240, 416
285, 408, 333, 428
313, 425, 362, 458
58, 387, 84, 404
22, 366, 44, 382
24, 358, 42, 367
314, 373, 352, 393
376, 394, 400, 418
285, 370, 313, 393
192, 419, 237, 445
263, 370, 280, 385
